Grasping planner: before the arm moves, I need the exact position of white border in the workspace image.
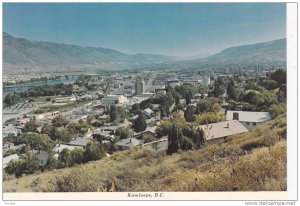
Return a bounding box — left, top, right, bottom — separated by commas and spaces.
0, 1, 298, 205
287, 2, 298, 201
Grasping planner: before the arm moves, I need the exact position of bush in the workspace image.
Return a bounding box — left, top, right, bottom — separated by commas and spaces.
42, 167, 99, 192
194, 112, 224, 125
269, 104, 286, 119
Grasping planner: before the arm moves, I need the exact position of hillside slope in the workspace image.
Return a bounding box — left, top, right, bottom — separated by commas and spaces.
3, 32, 176, 74
3, 115, 286, 192
173, 38, 286, 67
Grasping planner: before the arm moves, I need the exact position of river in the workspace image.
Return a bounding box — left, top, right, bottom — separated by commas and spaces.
3, 76, 78, 95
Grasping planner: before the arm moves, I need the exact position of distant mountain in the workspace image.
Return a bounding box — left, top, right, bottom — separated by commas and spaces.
173, 39, 286, 67
3, 32, 286, 74
3, 32, 177, 74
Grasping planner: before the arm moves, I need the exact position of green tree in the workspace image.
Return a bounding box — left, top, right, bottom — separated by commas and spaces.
3, 93, 22, 107
167, 124, 181, 155
179, 136, 194, 151
227, 80, 238, 100
185, 90, 193, 105
151, 142, 159, 152
23, 121, 39, 133
260, 80, 278, 90
270, 69, 286, 87
69, 148, 85, 166
52, 115, 69, 128
192, 128, 206, 149
109, 105, 117, 122
55, 128, 74, 143
184, 105, 196, 122
5, 159, 27, 177
132, 113, 147, 133
109, 105, 128, 123
196, 99, 210, 114
41, 123, 53, 136
155, 120, 172, 138
83, 142, 104, 162
58, 148, 71, 167
115, 126, 134, 139
211, 102, 222, 113
5, 151, 39, 177
195, 112, 224, 125
213, 77, 225, 97
131, 103, 141, 115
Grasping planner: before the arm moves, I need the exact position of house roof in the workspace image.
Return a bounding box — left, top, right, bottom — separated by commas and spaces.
115, 138, 143, 148
145, 126, 157, 134
146, 117, 156, 124
3, 154, 19, 165
144, 108, 154, 114
130, 115, 139, 120
226, 111, 271, 123
35, 150, 49, 161
52, 144, 82, 153
94, 129, 112, 136
198, 120, 249, 141
67, 138, 92, 147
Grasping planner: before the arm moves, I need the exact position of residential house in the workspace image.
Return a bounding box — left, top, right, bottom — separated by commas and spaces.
93, 129, 115, 141
15, 118, 31, 126
146, 117, 157, 127
3, 154, 19, 168
67, 137, 92, 149
226, 111, 271, 131
35, 150, 49, 167
3, 125, 20, 138
100, 125, 119, 135
3, 142, 14, 151
198, 120, 249, 145
143, 108, 154, 117
52, 144, 82, 159
115, 138, 143, 150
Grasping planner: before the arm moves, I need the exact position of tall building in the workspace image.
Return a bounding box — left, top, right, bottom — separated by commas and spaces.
256, 64, 262, 76
135, 76, 145, 94
202, 73, 211, 86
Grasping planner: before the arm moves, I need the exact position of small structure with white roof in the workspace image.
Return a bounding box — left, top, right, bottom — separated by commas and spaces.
226, 110, 271, 131
3, 154, 19, 168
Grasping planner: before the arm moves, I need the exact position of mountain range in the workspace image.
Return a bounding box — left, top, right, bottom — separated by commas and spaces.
3, 32, 286, 74
174, 38, 286, 67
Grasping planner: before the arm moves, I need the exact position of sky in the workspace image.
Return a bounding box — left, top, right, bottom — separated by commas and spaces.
3, 3, 286, 57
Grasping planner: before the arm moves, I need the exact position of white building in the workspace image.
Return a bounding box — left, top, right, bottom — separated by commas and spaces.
256, 64, 262, 76
226, 111, 271, 131
101, 95, 128, 106
135, 76, 146, 95
54, 96, 76, 104
143, 108, 154, 117
202, 74, 211, 86
3, 154, 19, 168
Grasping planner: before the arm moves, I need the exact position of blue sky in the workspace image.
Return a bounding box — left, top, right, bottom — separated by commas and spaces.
3, 3, 286, 56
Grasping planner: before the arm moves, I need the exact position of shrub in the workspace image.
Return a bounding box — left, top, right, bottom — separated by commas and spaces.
269, 104, 286, 119
42, 167, 99, 192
